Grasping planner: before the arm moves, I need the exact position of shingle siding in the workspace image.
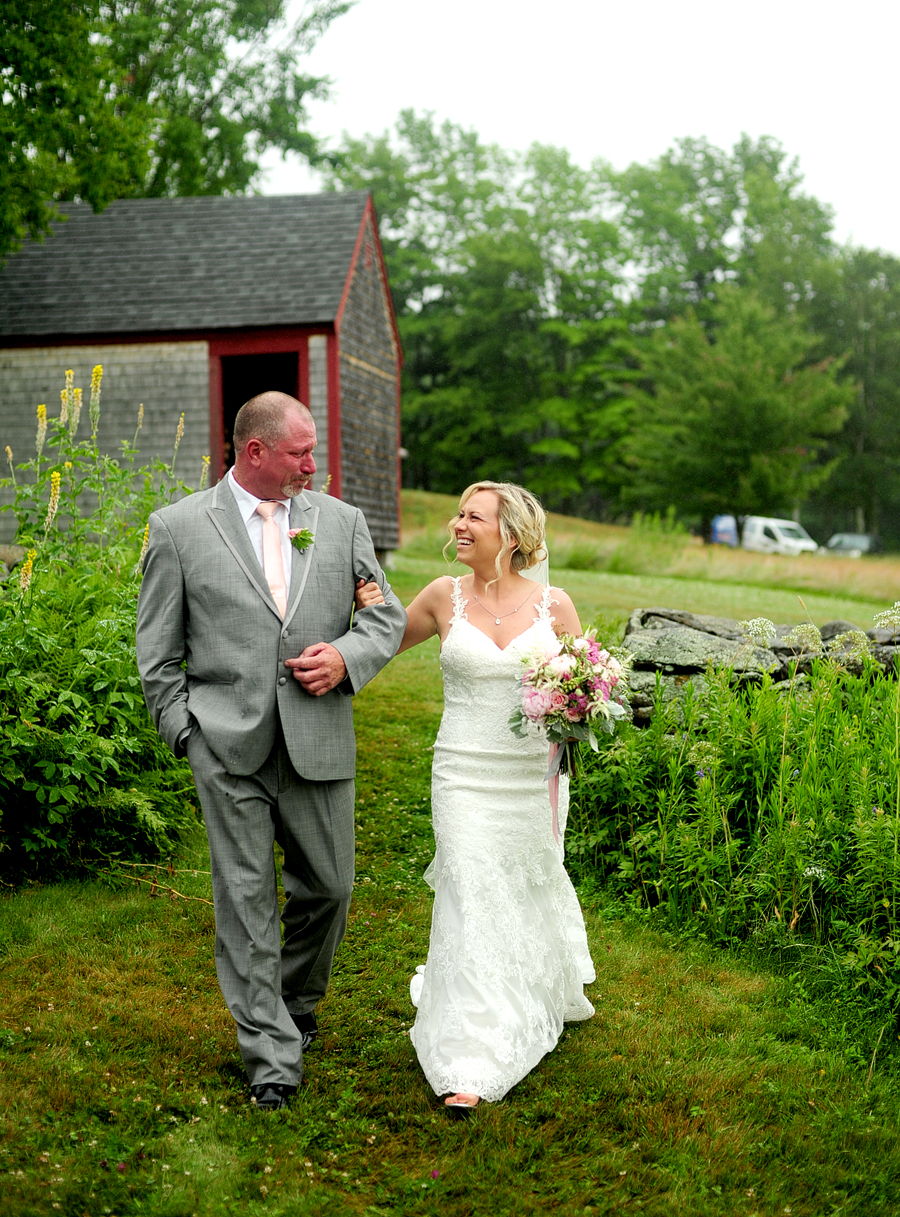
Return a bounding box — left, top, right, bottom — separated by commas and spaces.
0, 342, 209, 539
339, 216, 400, 551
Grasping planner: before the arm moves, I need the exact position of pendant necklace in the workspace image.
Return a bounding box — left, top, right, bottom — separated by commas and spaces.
469, 584, 534, 625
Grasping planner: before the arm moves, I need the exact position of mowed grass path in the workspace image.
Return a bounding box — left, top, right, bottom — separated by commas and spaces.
1, 535, 900, 1214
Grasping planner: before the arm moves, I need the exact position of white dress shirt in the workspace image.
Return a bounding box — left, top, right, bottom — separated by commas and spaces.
227, 468, 294, 596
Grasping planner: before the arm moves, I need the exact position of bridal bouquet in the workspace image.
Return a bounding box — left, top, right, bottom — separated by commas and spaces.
509, 632, 632, 779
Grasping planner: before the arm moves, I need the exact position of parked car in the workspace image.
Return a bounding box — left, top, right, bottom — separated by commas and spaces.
710, 514, 739, 546
825, 533, 879, 558
741, 516, 819, 556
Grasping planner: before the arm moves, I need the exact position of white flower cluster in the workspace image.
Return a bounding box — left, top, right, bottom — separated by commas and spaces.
873, 602, 900, 635
739, 617, 777, 647
782, 622, 823, 654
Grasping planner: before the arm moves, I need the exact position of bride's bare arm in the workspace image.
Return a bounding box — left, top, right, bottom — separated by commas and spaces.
549, 588, 582, 637
397, 578, 450, 653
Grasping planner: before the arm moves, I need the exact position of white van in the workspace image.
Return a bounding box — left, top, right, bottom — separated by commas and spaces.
741, 516, 819, 556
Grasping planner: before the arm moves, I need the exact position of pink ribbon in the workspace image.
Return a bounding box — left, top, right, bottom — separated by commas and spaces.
548, 742, 560, 844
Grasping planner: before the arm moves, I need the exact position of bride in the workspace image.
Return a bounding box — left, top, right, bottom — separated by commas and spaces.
359, 481, 595, 1110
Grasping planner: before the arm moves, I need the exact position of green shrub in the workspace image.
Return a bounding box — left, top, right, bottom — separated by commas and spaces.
568, 644, 900, 1006
0, 369, 202, 880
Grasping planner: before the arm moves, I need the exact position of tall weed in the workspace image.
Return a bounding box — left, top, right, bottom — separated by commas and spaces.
569, 647, 900, 1007
0, 370, 200, 880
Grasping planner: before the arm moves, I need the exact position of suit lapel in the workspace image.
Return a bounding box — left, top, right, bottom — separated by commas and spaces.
206, 479, 283, 620
284, 493, 320, 630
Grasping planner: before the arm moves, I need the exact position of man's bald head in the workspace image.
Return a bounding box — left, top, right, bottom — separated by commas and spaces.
233, 392, 314, 455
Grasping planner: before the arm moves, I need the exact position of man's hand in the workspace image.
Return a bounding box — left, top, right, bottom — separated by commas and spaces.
285, 642, 347, 696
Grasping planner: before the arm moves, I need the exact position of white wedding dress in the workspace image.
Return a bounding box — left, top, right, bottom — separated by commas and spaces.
408, 578, 595, 1103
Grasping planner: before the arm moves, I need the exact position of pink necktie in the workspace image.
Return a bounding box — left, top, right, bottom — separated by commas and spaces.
255, 501, 287, 618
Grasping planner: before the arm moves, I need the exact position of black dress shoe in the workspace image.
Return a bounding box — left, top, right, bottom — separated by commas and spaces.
249, 1083, 297, 1111
289, 1011, 318, 1051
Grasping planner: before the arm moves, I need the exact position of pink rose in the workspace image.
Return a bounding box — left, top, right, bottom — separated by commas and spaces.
523, 688, 552, 720
548, 654, 575, 677
549, 690, 567, 712
564, 706, 581, 722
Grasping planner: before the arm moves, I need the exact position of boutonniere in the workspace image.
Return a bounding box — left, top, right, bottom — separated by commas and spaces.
288, 528, 314, 553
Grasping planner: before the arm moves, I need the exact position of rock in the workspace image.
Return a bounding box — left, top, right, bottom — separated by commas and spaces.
625, 625, 777, 675
625, 607, 745, 640
628, 669, 708, 723
620, 606, 898, 723
819, 619, 862, 641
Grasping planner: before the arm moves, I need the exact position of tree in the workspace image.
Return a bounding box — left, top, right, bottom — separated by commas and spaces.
609, 135, 835, 319
624, 287, 854, 532
806, 248, 900, 544
0, 0, 351, 262
105, 0, 353, 197
0, 0, 148, 259
326, 112, 634, 514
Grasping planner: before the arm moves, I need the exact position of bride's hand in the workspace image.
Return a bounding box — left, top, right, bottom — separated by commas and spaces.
354, 578, 385, 611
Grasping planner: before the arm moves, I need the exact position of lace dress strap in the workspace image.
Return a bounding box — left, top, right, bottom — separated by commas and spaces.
449, 576, 468, 624
536, 584, 556, 624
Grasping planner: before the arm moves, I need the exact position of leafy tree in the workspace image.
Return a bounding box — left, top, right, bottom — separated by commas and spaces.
806, 248, 900, 544
623, 287, 854, 532
609, 135, 835, 319
327, 112, 633, 514
106, 0, 353, 197
0, 0, 350, 262
0, 0, 148, 260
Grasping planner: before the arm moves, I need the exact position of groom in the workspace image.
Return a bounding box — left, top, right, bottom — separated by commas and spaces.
136, 392, 406, 1109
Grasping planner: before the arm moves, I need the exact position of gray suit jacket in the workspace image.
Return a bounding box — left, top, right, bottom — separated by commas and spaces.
135, 481, 407, 780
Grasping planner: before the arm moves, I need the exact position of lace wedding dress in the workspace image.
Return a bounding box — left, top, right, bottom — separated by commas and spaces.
408, 578, 595, 1103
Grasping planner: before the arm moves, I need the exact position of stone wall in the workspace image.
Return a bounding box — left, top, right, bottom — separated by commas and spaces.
621, 607, 900, 722
337, 215, 400, 552
0, 341, 210, 538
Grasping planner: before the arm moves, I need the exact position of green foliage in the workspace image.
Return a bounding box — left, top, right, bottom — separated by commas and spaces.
0, 1, 350, 263
104, 0, 353, 197
609, 133, 835, 318
806, 247, 900, 545
0, 372, 198, 880
624, 287, 854, 527
568, 646, 900, 1006
0, 0, 149, 260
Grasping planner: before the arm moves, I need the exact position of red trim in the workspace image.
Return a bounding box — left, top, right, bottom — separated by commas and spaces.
326, 331, 342, 498
364, 195, 403, 367
298, 337, 310, 408
209, 353, 224, 481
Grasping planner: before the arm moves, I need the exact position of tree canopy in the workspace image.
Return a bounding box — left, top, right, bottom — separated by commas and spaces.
327, 112, 900, 545
0, 0, 351, 260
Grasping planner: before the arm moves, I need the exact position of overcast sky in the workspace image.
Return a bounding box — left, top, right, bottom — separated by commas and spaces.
260, 0, 898, 255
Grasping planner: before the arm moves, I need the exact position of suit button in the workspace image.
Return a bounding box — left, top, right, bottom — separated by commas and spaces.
282, 630, 289, 639
278, 676, 287, 686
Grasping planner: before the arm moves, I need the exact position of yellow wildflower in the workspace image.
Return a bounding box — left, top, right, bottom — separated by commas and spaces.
45, 470, 61, 531
59, 388, 69, 426
199, 455, 210, 491
18, 549, 36, 595
70, 387, 83, 438
89, 365, 102, 435
36, 404, 47, 457
171, 412, 185, 469
134, 522, 151, 576
64, 369, 74, 424
5, 445, 14, 485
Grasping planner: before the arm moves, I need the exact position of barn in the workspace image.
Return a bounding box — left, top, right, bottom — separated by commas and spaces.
0, 192, 402, 553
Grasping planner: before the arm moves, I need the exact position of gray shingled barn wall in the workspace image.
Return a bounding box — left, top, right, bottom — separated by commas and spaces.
339, 214, 400, 551
0, 192, 401, 550
0, 342, 209, 539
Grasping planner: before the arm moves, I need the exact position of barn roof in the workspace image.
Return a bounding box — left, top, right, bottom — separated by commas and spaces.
0, 192, 372, 338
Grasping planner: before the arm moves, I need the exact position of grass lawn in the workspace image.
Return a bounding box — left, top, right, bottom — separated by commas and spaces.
2, 496, 900, 1214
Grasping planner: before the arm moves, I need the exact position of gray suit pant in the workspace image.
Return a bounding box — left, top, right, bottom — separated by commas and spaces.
187, 726, 355, 1087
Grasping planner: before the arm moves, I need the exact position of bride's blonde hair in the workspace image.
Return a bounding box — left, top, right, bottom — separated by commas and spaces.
444, 481, 547, 583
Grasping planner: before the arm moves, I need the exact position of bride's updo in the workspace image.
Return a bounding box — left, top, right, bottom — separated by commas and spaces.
449, 481, 548, 575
